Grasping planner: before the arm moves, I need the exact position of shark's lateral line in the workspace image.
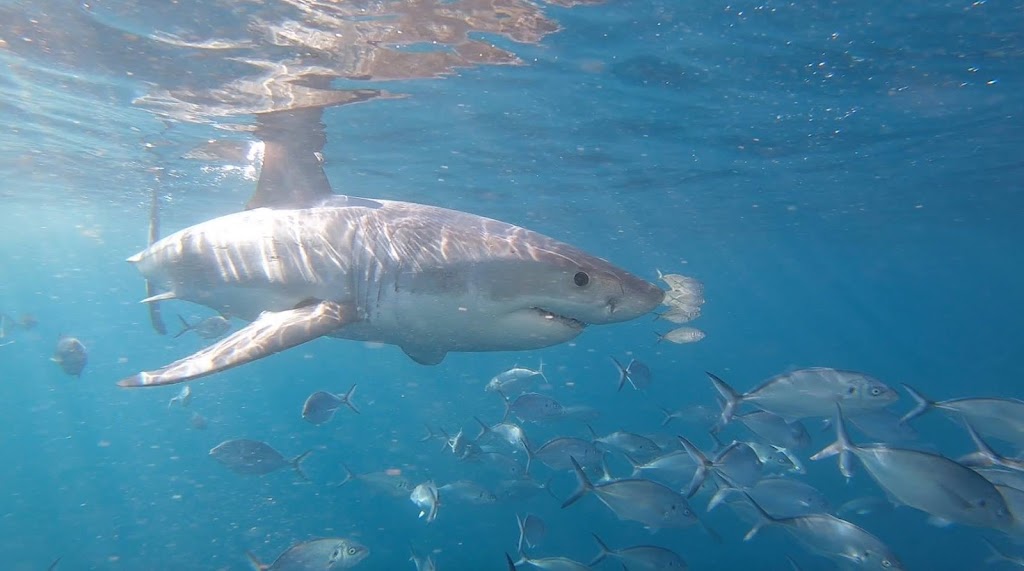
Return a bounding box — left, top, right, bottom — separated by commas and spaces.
118, 109, 664, 388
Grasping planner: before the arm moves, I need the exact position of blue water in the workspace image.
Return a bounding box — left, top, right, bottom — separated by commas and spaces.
1, 0, 1022, 569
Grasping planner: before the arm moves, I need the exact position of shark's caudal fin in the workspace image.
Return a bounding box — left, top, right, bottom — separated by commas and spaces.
118, 301, 357, 387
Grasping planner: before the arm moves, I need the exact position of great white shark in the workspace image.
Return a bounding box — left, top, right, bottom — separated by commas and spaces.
118, 109, 664, 388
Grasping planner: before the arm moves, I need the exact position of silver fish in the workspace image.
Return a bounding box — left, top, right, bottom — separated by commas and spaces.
246, 538, 369, 570
656, 327, 705, 344
812, 407, 1012, 530
209, 439, 310, 479
338, 465, 414, 497
591, 427, 661, 461
659, 404, 719, 428
827, 408, 918, 444
836, 496, 894, 518
712, 477, 831, 518
611, 357, 653, 391
627, 450, 699, 484
901, 384, 1024, 448
744, 441, 802, 475
656, 305, 702, 324
487, 361, 547, 394
709, 368, 899, 423
516, 513, 546, 552
474, 416, 530, 453
564, 457, 700, 531
731, 410, 811, 451
529, 436, 603, 474
174, 314, 231, 339
52, 336, 87, 377
410, 481, 440, 523
438, 480, 496, 504
732, 492, 904, 571
656, 271, 702, 293
589, 534, 687, 570
301, 384, 359, 425
515, 553, 590, 571
503, 393, 565, 423
168, 385, 192, 408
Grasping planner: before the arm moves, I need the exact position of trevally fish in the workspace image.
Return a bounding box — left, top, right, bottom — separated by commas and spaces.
514, 553, 590, 571
338, 465, 413, 497
410, 481, 440, 523
611, 357, 653, 391
712, 478, 831, 518
247, 538, 369, 570
528, 436, 603, 474
812, 407, 1012, 530
627, 450, 699, 484
301, 384, 359, 425
487, 361, 547, 394
655, 327, 705, 345
438, 480, 496, 504
659, 404, 719, 428
731, 410, 811, 451
728, 492, 904, 571
836, 496, 894, 519
502, 392, 565, 423
901, 384, 1024, 448
708, 368, 899, 423
52, 336, 87, 377
474, 416, 530, 453
590, 426, 661, 461
209, 439, 311, 479
516, 513, 546, 552
174, 314, 231, 339
563, 457, 700, 531
589, 534, 688, 570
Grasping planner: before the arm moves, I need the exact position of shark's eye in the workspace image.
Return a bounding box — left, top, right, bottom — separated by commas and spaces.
573, 271, 590, 287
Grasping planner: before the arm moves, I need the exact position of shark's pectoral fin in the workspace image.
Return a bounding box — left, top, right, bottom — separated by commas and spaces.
401, 345, 448, 366
118, 301, 357, 387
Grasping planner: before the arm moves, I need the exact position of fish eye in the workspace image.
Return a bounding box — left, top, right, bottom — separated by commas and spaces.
347, 547, 358, 555
847, 386, 857, 395
573, 271, 590, 287
870, 387, 882, 396
882, 560, 892, 568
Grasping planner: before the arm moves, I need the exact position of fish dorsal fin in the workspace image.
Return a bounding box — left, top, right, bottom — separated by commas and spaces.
246, 108, 334, 210
402, 345, 448, 366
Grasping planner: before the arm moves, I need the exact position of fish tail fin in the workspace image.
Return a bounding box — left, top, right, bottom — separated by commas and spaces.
515, 513, 527, 554
658, 407, 675, 427
598, 453, 613, 483
610, 357, 628, 392
172, 314, 193, 338
739, 491, 777, 541
899, 383, 934, 424
561, 456, 594, 508
810, 404, 856, 479
540, 475, 558, 501
437, 428, 452, 453
336, 463, 356, 487
506, 552, 519, 571
623, 452, 643, 478
290, 450, 313, 481
498, 390, 511, 422
427, 482, 440, 523
983, 538, 1011, 564
708, 430, 725, 453
537, 358, 548, 384
246, 551, 269, 571
677, 436, 710, 498
962, 419, 1005, 468
706, 372, 741, 425
472, 416, 491, 440
654, 331, 665, 344
46, 556, 62, 571
585, 423, 599, 440
587, 533, 613, 567
341, 383, 360, 414
707, 481, 740, 513
523, 439, 534, 477
418, 423, 439, 443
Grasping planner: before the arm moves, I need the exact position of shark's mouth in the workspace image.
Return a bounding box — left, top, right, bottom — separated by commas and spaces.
532, 307, 587, 330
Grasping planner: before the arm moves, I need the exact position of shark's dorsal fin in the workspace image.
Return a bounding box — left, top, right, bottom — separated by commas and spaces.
247, 108, 384, 211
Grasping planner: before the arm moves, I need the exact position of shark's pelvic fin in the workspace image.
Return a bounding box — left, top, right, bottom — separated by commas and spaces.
401, 345, 448, 366
118, 300, 357, 387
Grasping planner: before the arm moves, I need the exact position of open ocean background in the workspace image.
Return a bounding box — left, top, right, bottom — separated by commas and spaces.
1, 0, 1022, 569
